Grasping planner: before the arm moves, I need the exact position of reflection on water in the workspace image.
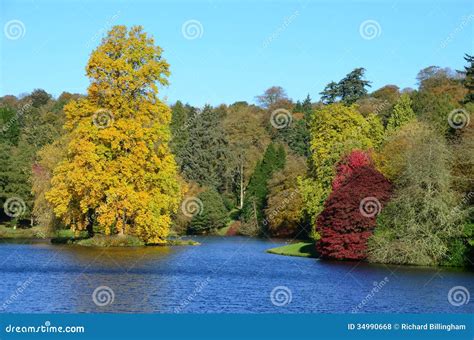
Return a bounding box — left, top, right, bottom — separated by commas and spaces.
0, 237, 472, 313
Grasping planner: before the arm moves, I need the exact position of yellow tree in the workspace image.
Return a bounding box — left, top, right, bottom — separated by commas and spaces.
46, 26, 182, 243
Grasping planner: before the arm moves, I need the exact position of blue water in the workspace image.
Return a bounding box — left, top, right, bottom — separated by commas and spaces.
0, 236, 472, 313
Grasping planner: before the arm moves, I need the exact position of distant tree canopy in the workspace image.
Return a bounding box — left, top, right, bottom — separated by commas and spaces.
320, 68, 371, 105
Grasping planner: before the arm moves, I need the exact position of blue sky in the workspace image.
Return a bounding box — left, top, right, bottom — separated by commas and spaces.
1, 0, 473, 106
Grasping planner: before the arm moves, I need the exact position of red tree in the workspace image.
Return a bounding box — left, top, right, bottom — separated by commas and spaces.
332, 149, 373, 191
317, 155, 392, 260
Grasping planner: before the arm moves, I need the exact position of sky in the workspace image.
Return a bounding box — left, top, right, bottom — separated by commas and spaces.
1, 0, 473, 107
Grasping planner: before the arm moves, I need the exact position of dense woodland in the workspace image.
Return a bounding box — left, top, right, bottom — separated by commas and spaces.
0, 26, 473, 267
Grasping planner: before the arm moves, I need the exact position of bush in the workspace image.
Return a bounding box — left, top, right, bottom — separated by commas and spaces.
316, 156, 392, 260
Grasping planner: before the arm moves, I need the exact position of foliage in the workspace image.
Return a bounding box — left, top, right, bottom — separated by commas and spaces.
180, 105, 230, 191
368, 122, 465, 266
386, 93, 416, 133
241, 143, 285, 234
317, 158, 392, 260
265, 154, 308, 238
188, 189, 228, 235
46, 26, 182, 244
256, 86, 290, 109
223, 102, 270, 208
459, 54, 474, 103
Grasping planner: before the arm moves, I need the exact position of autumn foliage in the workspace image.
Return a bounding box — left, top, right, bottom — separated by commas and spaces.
317, 152, 392, 260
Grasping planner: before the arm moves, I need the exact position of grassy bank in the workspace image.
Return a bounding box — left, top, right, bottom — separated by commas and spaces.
0, 225, 49, 239
267, 242, 318, 258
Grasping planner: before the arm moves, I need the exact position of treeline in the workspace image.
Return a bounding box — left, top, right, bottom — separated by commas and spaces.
0, 25, 472, 266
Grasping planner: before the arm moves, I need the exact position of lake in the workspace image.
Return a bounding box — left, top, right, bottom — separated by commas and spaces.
0, 236, 472, 313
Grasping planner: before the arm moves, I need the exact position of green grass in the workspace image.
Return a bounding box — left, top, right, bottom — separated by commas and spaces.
0, 225, 49, 239
75, 235, 145, 247
267, 242, 318, 258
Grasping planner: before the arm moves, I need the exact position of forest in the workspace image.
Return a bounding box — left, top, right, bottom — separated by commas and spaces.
1, 25, 473, 267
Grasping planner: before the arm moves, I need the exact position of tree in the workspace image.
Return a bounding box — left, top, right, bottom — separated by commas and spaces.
28, 89, 52, 108
459, 54, 474, 103
265, 154, 308, 238
224, 102, 270, 208
317, 158, 392, 260
241, 143, 285, 234
188, 189, 228, 234
320, 81, 339, 104
300, 104, 383, 235
169, 100, 190, 167
180, 105, 230, 191
47, 26, 182, 244
368, 122, 465, 266
386, 93, 415, 132
256, 86, 289, 108
339, 68, 371, 105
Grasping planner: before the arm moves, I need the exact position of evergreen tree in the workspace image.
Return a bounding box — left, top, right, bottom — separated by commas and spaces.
338, 68, 371, 105
460, 54, 474, 103
241, 143, 286, 233
169, 100, 190, 167
320, 81, 340, 104
181, 105, 230, 191
188, 189, 228, 234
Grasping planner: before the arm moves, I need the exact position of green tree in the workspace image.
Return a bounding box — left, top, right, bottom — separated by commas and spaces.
320, 81, 339, 104
169, 100, 190, 167
459, 54, 474, 103
369, 122, 465, 266
188, 189, 228, 234
241, 143, 286, 235
180, 105, 230, 191
386, 93, 416, 132
339, 68, 371, 105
